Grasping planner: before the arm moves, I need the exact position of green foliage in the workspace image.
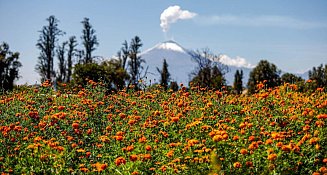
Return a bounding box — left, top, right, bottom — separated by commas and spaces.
72, 59, 129, 91
233, 70, 243, 94
247, 60, 281, 94
101, 59, 130, 90
309, 64, 327, 89
281, 73, 304, 84
157, 59, 171, 90
169, 81, 179, 91
0, 42, 22, 91
35, 15, 64, 82
0, 83, 326, 174
189, 49, 227, 90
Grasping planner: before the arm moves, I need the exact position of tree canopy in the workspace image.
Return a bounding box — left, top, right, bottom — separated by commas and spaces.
0, 42, 22, 91
247, 60, 281, 94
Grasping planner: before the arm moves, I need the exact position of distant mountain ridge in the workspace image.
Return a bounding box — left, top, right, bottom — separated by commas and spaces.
140, 40, 308, 86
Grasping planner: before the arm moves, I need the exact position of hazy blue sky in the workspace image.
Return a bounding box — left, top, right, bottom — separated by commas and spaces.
1, 0, 326, 84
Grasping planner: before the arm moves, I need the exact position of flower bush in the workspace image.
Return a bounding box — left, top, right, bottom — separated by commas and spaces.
0, 81, 326, 174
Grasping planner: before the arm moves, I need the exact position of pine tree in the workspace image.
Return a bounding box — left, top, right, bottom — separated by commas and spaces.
157, 59, 170, 90
233, 70, 243, 94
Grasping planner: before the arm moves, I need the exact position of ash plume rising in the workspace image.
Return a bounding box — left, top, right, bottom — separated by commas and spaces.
160, 5, 197, 33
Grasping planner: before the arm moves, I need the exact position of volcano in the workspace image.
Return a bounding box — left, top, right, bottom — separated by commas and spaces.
140, 40, 197, 86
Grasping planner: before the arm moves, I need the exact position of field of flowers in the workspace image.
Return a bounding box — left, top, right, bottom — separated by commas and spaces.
0, 81, 326, 174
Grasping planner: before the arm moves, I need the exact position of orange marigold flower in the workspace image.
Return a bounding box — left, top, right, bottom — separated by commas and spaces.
240, 148, 248, 155
126, 145, 134, 152
132, 171, 139, 175
317, 114, 327, 119
115, 157, 126, 166
212, 135, 223, 142
233, 162, 241, 168
267, 153, 277, 161
281, 145, 292, 152
171, 117, 179, 123
115, 135, 123, 141
246, 161, 253, 167
276, 142, 283, 148
233, 135, 239, 141
265, 139, 273, 145
130, 154, 138, 162
248, 135, 255, 142
320, 166, 327, 173
166, 150, 174, 158
80, 167, 89, 172
92, 162, 107, 172
139, 136, 147, 143
72, 123, 79, 129
142, 154, 152, 161
145, 145, 152, 151
58, 106, 65, 111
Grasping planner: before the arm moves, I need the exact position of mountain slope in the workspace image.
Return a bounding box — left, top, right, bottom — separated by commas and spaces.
141, 40, 253, 86
141, 40, 197, 85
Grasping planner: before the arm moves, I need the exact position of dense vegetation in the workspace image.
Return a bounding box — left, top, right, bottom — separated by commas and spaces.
0, 81, 326, 174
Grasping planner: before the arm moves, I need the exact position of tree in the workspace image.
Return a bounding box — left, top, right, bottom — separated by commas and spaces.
308, 64, 327, 89
81, 18, 98, 64
72, 60, 129, 91
35, 15, 64, 82
247, 60, 281, 94
120, 40, 129, 70
128, 36, 146, 88
189, 48, 227, 89
0, 42, 22, 91
156, 59, 171, 90
233, 69, 243, 94
101, 59, 130, 90
66, 36, 78, 82
56, 41, 67, 82
281, 73, 303, 84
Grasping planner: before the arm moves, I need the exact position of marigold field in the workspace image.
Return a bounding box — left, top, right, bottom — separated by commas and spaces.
1, 81, 327, 175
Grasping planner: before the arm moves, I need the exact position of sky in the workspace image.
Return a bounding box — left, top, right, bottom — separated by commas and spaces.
0, 0, 326, 84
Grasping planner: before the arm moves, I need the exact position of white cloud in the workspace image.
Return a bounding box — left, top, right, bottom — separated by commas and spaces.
197, 15, 327, 29
219, 54, 255, 68
160, 5, 197, 33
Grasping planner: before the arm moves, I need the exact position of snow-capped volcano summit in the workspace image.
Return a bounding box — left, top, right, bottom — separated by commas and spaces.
141, 40, 196, 85
143, 40, 188, 54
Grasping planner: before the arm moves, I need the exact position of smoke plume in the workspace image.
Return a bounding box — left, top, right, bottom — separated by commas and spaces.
160, 5, 197, 33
